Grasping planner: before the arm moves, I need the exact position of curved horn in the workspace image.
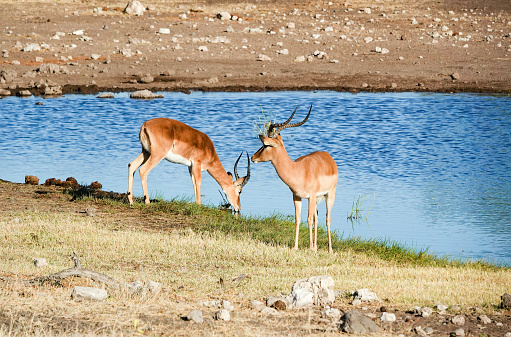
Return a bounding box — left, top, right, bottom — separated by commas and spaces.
268, 106, 298, 137
240, 152, 250, 187
269, 105, 312, 137
234, 151, 243, 180
233, 152, 251, 187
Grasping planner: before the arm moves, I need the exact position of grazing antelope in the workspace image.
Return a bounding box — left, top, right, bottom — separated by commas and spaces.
251, 106, 338, 253
128, 118, 250, 215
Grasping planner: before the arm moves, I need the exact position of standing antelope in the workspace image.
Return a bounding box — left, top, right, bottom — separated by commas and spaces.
128, 117, 250, 215
251, 106, 338, 253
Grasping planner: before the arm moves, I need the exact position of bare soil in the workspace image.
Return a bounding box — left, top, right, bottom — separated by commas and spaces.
1, 180, 510, 336
0, 0, 510, 96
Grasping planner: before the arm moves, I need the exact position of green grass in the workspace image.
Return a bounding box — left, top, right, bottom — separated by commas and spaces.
102, 195, 506, 271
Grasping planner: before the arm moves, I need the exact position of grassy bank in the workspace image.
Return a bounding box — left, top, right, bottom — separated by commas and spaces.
2, 192, 509, 310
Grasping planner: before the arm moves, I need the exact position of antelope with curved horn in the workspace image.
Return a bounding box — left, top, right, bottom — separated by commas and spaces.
251, 106, 338, 252
128, 118, 250, 215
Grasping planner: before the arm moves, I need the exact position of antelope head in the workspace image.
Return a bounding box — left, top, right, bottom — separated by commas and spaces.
224, 151, 251, 215
252, 105, 312, 163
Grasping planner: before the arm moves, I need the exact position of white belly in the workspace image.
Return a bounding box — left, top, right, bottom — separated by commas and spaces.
165, 150, 191, 166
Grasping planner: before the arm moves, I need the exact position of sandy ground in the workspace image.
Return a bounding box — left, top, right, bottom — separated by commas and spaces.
0, 0, 510, 96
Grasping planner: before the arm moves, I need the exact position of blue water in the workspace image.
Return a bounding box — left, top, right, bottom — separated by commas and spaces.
1, 91, 510, 265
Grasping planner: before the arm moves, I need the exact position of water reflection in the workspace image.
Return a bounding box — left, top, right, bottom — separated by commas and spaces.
1, 91, 510, 265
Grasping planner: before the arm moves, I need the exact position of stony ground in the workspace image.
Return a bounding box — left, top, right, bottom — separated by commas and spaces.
1, 180, 510, 336
0, 0, 510, 96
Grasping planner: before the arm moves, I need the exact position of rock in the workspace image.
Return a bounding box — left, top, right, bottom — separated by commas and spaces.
261, 307, 279, 315
251, 300, 266, 311
321, 307, 342, 319
294, 55, 306, 62
97, 93, 114, 98
424, 327, 434, 334
291, 276, 335, 306
1, 69, 17, 82
339, 310, 379, 334
222, 300, 234, 311
17, 90, 32, 97
124, 0, 145, 16
477, 315, 491, 324
89, 181, 102, 189
130, 89, 155, 99
33, 258, 48, 267
198, 46, 208, 52
257, 54, 271, 61
381, 312, 396, 322
22, 43, 41, 52
451, 315, 465, 325
435, 303, 448, 313
364, 37, 373, 43
71, 286, 108, 301
414, 306, 433, 317
38, 64, 61, 74
502, 293, 511, 309
186, 310, 203, 323
0, 88, 11, 96
158, 28, 170, 34
286, 288, 314, 308
139, 74, 154, 83
451, 328, 465, 337
451, 72, 461, 80
203, 300, 222, 308
43, 86, 62, 96
414, 326, 428, 337
217, 12, 231, 20
214, 309, 230, 321
146, 280, 162, 293
353, 289, 379, 303
25, 175, 39, 185
91, 53, 101, 60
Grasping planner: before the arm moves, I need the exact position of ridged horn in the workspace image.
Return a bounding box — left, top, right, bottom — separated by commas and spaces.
234, 151, 251, 187
268, 105, 312, 137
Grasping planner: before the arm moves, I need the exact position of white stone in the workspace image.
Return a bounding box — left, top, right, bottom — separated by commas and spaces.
71, 286, 108, 301
381, 312, 396, 322
72, 29, 84, 35
187, 310, 203, 323
130, 89, 155, 99
261, 307, 279, 315
251, 300, 266, 311
353, 289, 379, 302
294, 55, 306, 62
217, 12, 231, 20
158, 28, 170, 34
23, 43, 41, 52
286, 288, 314, 308
257, 54, 271, 61
33, 258, 48, 267
123, 0, 145, 16
214, 309, 230, 321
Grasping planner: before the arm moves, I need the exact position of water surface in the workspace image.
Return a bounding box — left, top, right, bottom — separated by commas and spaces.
1, 91, 510, 265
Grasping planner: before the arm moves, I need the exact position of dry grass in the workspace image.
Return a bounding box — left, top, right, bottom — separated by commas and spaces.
2, 212, 509, 307
1, 207, 510, 335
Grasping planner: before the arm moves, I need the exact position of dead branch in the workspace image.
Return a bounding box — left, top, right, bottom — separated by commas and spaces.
1, 252, 123, 289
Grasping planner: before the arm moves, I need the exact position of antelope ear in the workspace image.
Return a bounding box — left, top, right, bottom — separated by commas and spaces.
227, 171, 233, 178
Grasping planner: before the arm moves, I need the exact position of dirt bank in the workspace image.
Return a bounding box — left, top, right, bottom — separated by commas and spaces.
0, 0, 510, 96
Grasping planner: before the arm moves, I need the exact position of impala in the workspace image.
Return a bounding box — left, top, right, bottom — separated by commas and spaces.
251, 106, 338, 253
128, 117, 250, 215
